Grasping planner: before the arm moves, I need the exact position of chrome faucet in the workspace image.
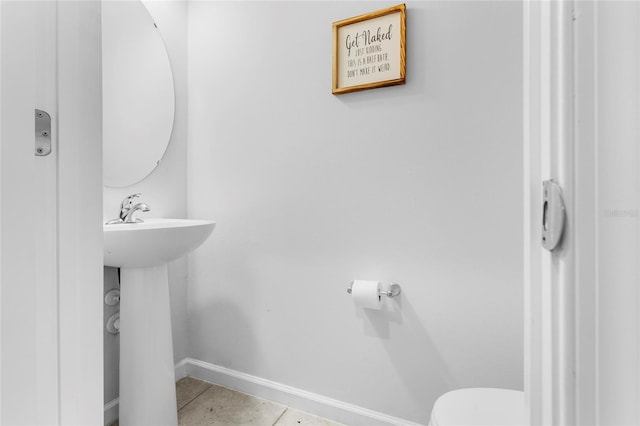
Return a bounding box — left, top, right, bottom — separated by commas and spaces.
105, 193, 151, 224
123, 202, 150, 223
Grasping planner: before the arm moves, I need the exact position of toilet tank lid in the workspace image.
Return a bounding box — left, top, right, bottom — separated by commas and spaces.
430, 388, 525, 426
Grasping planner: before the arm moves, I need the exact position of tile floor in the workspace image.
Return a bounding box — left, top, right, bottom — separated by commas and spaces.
112, 377, 347, 426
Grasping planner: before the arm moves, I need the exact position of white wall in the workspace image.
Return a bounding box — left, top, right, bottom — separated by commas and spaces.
102, 0, 188, 407
187, 2, 523, 424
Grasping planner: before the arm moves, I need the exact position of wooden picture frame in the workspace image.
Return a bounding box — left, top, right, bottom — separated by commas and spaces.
332, 4, 406, 95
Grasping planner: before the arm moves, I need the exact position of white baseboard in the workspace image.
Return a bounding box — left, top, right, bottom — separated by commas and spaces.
104, 357, 425, 426
175, 357, 189, 381
181, 357, 425, 426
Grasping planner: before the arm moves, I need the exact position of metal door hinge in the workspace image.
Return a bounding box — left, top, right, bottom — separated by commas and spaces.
35, 109, 51, 156
542, 179, 566, 251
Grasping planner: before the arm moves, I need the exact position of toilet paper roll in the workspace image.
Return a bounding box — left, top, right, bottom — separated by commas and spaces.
351, 280, 382, 310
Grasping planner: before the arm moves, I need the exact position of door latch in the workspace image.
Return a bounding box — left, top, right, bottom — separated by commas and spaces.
542, 180, 566, 251
35, 109, 51, 156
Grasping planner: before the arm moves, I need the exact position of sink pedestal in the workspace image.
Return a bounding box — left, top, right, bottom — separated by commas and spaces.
103, 218, 215, 425
119, 265, 178, 426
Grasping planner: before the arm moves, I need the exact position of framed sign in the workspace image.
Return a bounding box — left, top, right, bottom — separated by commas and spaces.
332, 4, 406, 95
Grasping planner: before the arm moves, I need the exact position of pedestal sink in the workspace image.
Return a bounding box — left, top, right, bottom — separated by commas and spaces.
104, 218, 215, 426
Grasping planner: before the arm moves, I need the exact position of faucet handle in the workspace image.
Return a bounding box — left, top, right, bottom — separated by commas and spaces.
121, 193, 142, 209
119, 193, 142, 220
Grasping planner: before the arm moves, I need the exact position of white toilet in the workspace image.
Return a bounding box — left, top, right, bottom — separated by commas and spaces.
429, 388, 525, 426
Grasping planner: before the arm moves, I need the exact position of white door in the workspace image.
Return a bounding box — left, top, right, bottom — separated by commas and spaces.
526, 1, 640, 424
0, 1, 103, 424
1, 2, 41, 422
573, 1, 640, 424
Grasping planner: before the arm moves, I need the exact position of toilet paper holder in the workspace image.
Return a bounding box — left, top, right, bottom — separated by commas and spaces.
347, 282, 401, 298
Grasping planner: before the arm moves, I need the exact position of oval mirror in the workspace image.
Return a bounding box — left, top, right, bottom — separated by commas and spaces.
102, 1, 175, 188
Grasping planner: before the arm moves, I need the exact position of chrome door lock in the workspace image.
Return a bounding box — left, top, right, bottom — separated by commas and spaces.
542, 180, 566, 251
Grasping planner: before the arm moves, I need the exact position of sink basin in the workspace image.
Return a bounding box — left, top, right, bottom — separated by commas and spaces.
103, 218, 215, 268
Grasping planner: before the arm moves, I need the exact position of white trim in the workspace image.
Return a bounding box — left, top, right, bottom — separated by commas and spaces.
523, 1, 550, 424
175, 358, 189, 381
549, 2, 577, 425
180, 358, 424, 426
523, 1, 533, 423
524, 0, 582, 424
104, 358, 423, 426
0, 1, 4, 421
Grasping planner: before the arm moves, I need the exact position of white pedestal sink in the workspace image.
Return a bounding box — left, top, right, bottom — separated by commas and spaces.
104, 219, 215, 426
